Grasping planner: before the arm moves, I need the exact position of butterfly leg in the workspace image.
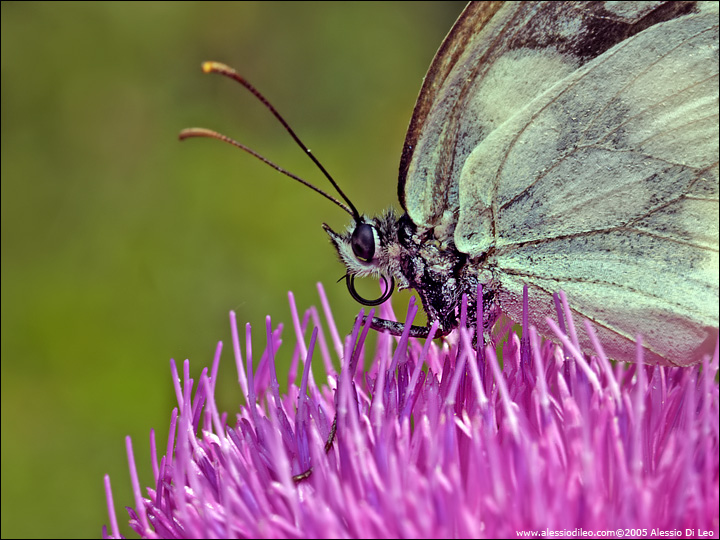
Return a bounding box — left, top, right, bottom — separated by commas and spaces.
367, 316, 450, 338
292, 411, 338, 483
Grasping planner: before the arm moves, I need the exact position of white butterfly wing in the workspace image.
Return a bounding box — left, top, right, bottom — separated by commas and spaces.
401, 1, 719, 365
457, 3, 718, 365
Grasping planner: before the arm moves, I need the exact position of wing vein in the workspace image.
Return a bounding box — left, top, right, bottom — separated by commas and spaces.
495, 226, 719, 254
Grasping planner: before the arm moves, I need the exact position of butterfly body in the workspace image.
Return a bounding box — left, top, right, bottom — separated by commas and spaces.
326, 209, 499, 338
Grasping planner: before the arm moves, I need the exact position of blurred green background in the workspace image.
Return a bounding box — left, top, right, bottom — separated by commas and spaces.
1, 1, 466, 538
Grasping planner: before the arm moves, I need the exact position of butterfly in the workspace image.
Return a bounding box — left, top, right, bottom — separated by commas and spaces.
183, 1, 719, 367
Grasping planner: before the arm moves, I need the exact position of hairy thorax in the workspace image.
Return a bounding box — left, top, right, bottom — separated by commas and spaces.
395, 213, 499, 335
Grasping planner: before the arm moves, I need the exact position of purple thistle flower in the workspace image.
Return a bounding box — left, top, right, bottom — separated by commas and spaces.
103, 284, 719, 538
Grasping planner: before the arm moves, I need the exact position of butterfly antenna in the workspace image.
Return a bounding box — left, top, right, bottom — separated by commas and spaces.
180, 61, 361, 221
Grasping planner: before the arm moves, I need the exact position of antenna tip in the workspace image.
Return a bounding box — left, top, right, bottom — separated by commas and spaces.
178, 127, 216, 141
202, 61, 231, 75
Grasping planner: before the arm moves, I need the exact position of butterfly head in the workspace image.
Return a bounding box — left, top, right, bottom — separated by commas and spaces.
323, 209, 408, 306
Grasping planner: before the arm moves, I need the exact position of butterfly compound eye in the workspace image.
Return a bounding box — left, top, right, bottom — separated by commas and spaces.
351, 223, 375, 262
